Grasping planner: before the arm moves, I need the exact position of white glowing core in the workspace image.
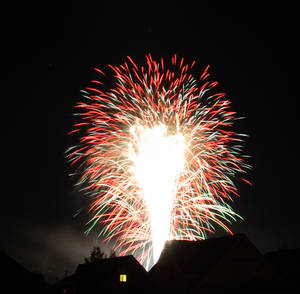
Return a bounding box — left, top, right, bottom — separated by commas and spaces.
129, 124, 185, 263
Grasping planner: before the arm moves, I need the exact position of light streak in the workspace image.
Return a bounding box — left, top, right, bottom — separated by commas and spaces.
66, 54, 250, 269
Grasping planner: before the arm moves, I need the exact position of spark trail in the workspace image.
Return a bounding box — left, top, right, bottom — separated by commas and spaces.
66, 54, 250, 269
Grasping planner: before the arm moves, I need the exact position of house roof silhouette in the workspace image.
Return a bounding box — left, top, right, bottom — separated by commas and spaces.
76, 254, 147, 278
0, 251, 49, 293
71, 255, 148, 294
153, 233, 243, 275
151, 233, 254, 275
0, 250, 31, 278
265, 247, 300, 290
149, 234, 279, 293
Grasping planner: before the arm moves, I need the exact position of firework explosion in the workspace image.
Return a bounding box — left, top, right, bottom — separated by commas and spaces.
66, 54, 250, 269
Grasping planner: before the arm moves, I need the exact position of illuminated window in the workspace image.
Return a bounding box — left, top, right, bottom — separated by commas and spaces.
120, 274, 127, 282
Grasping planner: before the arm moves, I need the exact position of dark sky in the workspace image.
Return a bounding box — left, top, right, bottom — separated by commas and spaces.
1, 1, 300, 283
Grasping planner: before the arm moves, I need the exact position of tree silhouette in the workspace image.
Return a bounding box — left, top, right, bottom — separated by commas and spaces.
84, 246, 116, 264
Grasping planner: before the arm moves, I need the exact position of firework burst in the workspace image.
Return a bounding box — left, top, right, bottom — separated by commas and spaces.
66, 54, 250, 269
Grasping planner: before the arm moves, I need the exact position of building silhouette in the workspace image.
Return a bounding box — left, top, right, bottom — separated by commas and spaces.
265, 247, 300, 292
2, 234, 299, 293
0, 251, 50, 294
54, 234, 298, 293
149, 234, 287, 293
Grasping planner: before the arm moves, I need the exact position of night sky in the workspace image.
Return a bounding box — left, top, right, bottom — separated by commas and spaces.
1, 1, 300, 283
